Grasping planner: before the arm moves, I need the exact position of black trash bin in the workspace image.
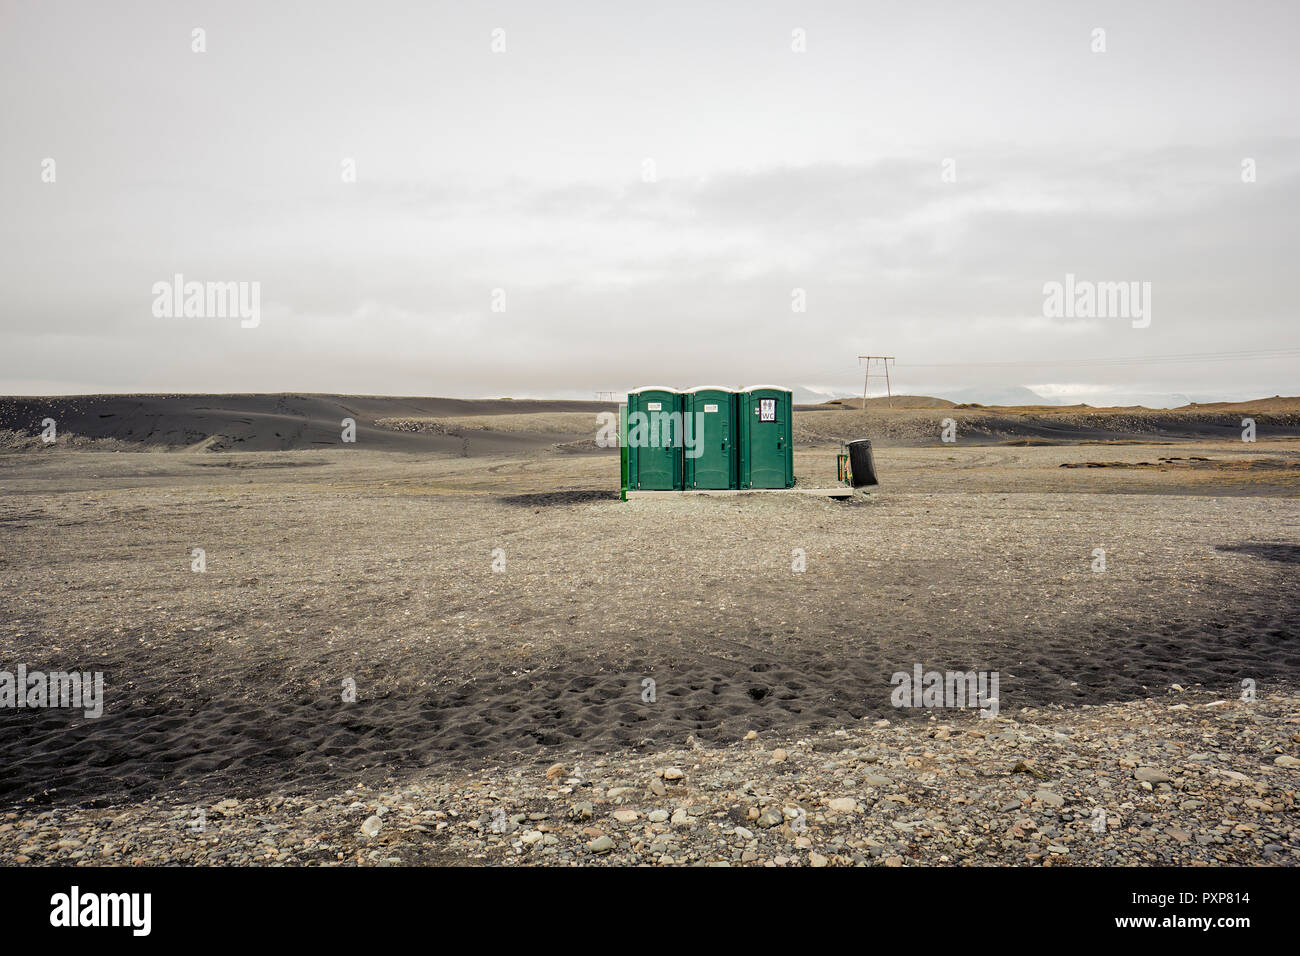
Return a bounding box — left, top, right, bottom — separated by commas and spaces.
846, 439, 879, 488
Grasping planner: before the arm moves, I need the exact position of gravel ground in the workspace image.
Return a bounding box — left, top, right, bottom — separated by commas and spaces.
1, 688, 1295, 866
1, 440, 1296, 865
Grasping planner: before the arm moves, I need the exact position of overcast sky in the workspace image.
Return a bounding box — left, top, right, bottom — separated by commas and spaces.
1, 0, 1296, 404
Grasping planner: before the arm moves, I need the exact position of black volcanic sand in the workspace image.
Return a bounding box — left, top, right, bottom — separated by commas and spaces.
0, 393, 616, 455
0, 472, 1296, 808
2, 593, 1295, 809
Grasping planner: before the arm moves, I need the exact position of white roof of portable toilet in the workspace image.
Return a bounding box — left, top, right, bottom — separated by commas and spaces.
684, 385, 737, 393
740, 384, 792, 392
628, 385, 678, 394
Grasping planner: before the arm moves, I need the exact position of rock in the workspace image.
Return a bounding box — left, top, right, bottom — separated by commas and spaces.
744, 731, 758, 741
1012, 760, 1048, 780
661, 768, 685, 782
588, 835, 615, 854
1273, 755, 1300, 769
1034, 790, 1065, 808
809, 851, 828, 867
1216, 769, 1251, 783
521, 830, 544, 845
648, 810, 669, 824
360, 815, 382, 838
569, 802, 593, 821
734, 826, 754, 840
771, 749, 789, 762
612, 810, 639, 823
826, 797, 857, 813
862, 774, 893, 786
757, 808, 784, 828
545, 764, 565, 781
1134, 767, 1173, 784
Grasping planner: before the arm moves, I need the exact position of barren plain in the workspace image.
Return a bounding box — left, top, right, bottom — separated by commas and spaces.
0, 394, 1296, 865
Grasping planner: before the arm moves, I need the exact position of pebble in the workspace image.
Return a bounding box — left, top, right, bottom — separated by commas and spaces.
1134, 767, 1173, 784
757, 809, 784, 828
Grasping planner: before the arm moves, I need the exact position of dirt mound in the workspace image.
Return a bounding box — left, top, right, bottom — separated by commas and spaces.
794, 406, 1300, 446
1176, 396, 1300, 413
0, 394, 616, 456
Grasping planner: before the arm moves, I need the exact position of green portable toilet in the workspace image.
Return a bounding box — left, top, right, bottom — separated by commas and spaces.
738, 385, 794, 489
682, 386, 738, 489
625, 386, 683, 490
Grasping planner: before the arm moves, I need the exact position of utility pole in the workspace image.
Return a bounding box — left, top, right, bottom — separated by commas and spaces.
858, 356, 896, 408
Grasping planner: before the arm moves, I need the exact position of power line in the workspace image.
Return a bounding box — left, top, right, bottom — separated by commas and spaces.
894, 346, 1300, 370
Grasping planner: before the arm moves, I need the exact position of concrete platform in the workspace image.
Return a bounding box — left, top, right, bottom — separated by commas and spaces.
625, 486, 859, 499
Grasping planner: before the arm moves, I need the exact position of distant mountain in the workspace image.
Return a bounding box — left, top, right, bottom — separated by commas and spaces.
940, 385, 1060, 406
1080, 392, 1193, 409
793, 385, 859, 405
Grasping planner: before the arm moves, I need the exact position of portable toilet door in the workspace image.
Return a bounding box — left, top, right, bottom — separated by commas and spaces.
738, 385, 794, 489
682, 386, 737, 489
625, 386, 683, 490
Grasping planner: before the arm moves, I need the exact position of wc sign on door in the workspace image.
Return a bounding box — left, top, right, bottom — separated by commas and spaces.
759, 399, 776, 421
